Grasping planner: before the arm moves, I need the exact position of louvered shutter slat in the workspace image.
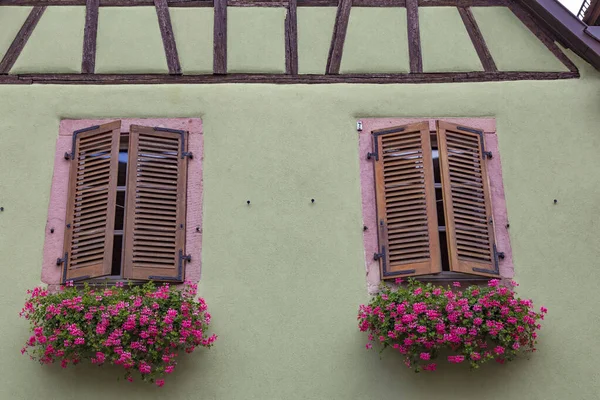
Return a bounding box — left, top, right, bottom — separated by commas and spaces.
437, 121, 498, 276
62, 121, 121, 282
373, 122, 441, 279
123, 125, 188, 282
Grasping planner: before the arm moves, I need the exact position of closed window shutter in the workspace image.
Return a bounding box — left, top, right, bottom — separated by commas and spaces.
122, 125, 189, 282
62, 121, 121, 282
437, 121, 499, 276
373, 122, 441, 278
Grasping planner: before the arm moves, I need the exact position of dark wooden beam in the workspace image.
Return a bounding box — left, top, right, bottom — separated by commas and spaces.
0, 7, 46, 74
81, 0, 99, 73
457, 6, 496, 72
0, 71, 578, 85
213, 0, 227, 74
406, 0, 422, 73
326, 0, 352, 74
155, 0, 182, 74
0, 0, 507, 6
508, 1, 578, 73
285, 0, 298, 75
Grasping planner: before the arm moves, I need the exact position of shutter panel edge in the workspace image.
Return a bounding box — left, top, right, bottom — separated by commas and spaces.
122, 125, 189, 282
373, 121, 442, 279
61, 120, 121, 283
437, 120, 499, 277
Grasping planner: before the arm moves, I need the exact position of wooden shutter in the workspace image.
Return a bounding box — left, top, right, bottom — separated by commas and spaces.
122, 125, 189, 282
437, 121, 499, 276
61, 121, 121, 282
373, 122, 441, 278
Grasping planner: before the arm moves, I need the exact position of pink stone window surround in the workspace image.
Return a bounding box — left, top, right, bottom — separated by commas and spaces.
359, 118, 513, 294
42, 118, 203, 286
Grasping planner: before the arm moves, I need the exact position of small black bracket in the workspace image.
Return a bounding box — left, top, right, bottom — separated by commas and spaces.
483, 151, 493, 159
373, 252, 384, 261
498, 252, 506, 260
182, 151, 194, 159
180, 252, 192, 264
366, 152, 377, 160
56, 253, 68, 267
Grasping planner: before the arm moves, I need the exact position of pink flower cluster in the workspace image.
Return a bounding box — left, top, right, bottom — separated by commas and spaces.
357, 279, 547, 372
20, 281, 217, 386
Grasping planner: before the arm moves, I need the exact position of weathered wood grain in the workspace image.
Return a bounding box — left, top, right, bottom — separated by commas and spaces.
155, 0, 182, 74
213, 0, 227, 74
285, 0, 298, 75
0, 71, 578, 85
457, 6, 496, 72
82, 0, 99, 73
406, 0, 422, 73
326, 0, 352, 74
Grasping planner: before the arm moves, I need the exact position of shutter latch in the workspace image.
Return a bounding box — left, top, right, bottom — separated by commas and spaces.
180, 252, 191, 264
56, 252, 68, 267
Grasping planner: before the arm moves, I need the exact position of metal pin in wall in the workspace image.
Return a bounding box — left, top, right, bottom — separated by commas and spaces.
0, 207, 3, 212
311, 199, 315, 204
363, 225, 368, 231
196, 226, 201, 232
247, 200, 251, 205
554, 199, 558, 204
50, 228, 55, 234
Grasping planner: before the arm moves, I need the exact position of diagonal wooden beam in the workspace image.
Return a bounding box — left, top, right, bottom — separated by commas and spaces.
406, 0, 422, 73
155, 0, 182, 74
82, 0, 99, 73
285, 0, 298, 75
0, 7, 46, 74
508, 1, 578, 73
457, 6, 496, 72
213, 0, 227, 74
326, 0, 352, 74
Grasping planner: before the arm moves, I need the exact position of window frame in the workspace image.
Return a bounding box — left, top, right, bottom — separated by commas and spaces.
41, 118, 204, 289
358, 118, 513, 293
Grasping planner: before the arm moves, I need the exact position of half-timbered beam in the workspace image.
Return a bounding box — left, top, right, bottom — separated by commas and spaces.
214, 0, 227, 74
0, 7, 46, 74
155, 0, 182, 74
508, 1, 578, 73
82, 0, 99, 73
406, 0, 422, 73
457, 6, 496, 72
0, 0, 507, 6
326, 0, 352, 74
0, 71, 578, 85
285, 0, 299, 75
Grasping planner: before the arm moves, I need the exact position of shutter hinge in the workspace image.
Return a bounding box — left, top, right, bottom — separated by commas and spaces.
148, 251, 189, 282
367, 151, 378, 160
483, 151, 493, 159
65, 125, 100, 160
182, 151, 194, 159
373, 251, 385, 261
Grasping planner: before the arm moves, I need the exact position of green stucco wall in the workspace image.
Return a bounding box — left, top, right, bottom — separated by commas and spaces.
1, 6, 600, 400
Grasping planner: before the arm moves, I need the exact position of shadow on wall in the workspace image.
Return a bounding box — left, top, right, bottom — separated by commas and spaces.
367, 347, 530, 396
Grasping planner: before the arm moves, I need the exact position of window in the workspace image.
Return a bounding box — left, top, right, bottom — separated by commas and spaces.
56, 121, 193, 284
360, 119, 512, 283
